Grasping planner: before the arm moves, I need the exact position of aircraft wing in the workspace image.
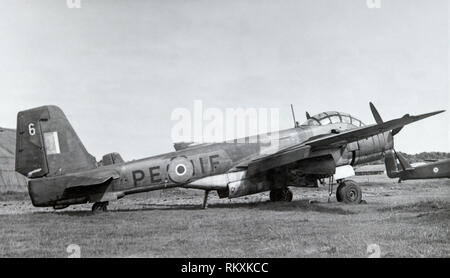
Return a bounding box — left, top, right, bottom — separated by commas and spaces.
243, 110, 444, 176
304, 110, 444, 149
243, 145, 312, 175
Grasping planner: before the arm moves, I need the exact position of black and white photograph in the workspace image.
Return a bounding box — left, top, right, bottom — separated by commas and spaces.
0, 0, 449, 262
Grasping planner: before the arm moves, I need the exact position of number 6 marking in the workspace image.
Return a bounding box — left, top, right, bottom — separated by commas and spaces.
28, 123, 36, 136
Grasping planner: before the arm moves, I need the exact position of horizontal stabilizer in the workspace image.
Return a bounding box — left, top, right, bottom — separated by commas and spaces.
28, 169, 120, 206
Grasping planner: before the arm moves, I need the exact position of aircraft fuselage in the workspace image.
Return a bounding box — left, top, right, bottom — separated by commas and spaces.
28, 122, 393, 207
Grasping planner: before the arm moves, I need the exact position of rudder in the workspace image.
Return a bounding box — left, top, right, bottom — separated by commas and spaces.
15, 105, 97, 178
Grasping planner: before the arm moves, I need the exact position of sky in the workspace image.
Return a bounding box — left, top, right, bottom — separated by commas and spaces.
0, 0, 448, 160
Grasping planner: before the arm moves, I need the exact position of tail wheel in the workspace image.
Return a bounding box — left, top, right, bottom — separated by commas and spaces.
92, 201, 108, 212
336, 180, 362, 204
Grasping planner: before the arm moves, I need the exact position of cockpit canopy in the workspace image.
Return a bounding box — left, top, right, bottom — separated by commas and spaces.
301, 111, 365, 127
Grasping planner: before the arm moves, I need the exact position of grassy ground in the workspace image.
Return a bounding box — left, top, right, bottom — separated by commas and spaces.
0, 191, 29, 201
0, 175, 449, 257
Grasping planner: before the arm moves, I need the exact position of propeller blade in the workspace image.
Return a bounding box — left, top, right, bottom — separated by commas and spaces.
370, 102, 383, 124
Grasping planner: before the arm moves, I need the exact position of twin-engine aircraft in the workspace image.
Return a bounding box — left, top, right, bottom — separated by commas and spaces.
15, 103, 443, 211
385, 150, 450, 182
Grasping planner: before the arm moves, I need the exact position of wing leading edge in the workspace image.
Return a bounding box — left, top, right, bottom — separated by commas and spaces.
243, 107, 444, 176
305, 109, 444, 149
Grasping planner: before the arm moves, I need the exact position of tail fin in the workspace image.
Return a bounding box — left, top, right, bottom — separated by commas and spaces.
395, 151, 412, 170
384, 150, 400, 178
15, 105, 97, 178
384, 150, 412, 178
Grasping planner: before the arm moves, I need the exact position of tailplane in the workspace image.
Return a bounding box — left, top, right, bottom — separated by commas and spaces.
15, 105, 97, 178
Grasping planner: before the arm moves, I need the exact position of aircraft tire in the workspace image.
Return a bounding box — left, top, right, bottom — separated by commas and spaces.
337, 180, 362, 204
270, 188, 293, 202
336, 183, 345, 202
282, 188, 293, 202
269, 189, 281, 202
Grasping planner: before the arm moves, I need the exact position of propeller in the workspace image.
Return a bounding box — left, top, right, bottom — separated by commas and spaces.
369, 102, 443, 136
369, 102, 404, 135
392, 115, 408, 136
369, 102, 383, 124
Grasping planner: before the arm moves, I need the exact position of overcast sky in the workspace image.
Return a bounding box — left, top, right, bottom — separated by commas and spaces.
0, 0, 448, 160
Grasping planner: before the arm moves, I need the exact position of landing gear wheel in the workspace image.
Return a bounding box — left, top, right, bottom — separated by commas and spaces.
336, 180, 362, 204
269, 190, 281, 202
336, 183, 344, 202
269, 188, 293, 202
92, 201, 109, 212
281, 188, 293, 202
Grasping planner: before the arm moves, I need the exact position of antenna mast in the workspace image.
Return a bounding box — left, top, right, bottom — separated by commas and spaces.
290, 104, 298, 128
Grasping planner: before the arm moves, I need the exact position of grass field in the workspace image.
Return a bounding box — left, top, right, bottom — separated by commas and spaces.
0, 175, 449, 257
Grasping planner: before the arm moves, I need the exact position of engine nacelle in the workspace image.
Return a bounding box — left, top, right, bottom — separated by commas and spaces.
186, 170, 270, 198
228, 178, 271, 198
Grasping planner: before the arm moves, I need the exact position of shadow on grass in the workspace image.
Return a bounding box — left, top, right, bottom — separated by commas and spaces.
31, 199, 355, 216
115, 199, 353, 215
378, 199, 450, 223
33, 210, 99, 217
235, 199, 355, 215
415, 209, 450, 222
0, 191, 29, 201
378, 200, 450, 213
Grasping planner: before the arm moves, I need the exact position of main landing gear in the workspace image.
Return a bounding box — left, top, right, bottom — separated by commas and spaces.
267, 179, 363, 204
269, 188, 293, 202
336, 180, 362, 204
92, 201, 109, 212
